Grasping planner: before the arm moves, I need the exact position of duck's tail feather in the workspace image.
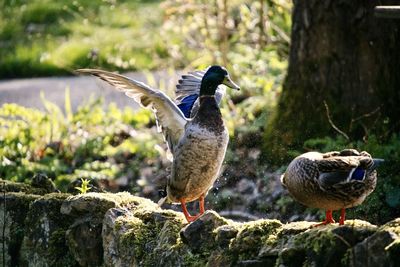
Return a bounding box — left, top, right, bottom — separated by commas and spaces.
372, 158, 385, 169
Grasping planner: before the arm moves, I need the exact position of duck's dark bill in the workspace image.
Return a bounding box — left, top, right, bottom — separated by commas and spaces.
223, 75, 240, 90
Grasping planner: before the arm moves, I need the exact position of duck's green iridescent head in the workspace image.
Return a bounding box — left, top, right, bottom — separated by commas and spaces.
200, 65, 240, 96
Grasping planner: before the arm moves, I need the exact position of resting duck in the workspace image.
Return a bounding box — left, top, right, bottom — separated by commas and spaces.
281, 149, 383, 226
77, 66, 240, 222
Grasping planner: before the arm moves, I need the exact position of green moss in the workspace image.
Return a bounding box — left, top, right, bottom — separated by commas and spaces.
261, 221, 315, 257
279, 222, 376, 267
4, 191, 397, 266
1, 192, 41, 266
295, 228, 337, 253
151, 241, 208, 267
106, 194, 192, 266
142, 220, 186, 266
157, 220, 185, 246
342, 219, 377, 228
182, 252, 208, 267
47, 229, 77, 267
62, 192, 157, 217
119, 216, 153, 261
21, 193, 77, 266
278, 221, 315, 237
275, 229, 339, 267
33, 193, 71, 221
111, 196, 179, 264
1, 179, 48, 195
379, 218, 400, 234
116, 210, 184, 266
230, 219, 282, 260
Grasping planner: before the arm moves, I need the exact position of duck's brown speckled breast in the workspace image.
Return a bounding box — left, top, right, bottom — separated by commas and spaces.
167, 122, 229, 203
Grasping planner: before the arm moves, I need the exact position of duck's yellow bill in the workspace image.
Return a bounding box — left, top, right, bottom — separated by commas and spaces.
223, 75, 240, 90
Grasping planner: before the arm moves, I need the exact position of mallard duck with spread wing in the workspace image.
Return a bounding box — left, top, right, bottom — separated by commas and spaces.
281, 149, 383, 226
77, 66, 239, 222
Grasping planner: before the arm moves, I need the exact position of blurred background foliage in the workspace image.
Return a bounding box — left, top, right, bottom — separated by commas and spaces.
0, 0, 163, 77
0, 0, 399, 224
0, 91, 161, 192
0, 0, 290, 79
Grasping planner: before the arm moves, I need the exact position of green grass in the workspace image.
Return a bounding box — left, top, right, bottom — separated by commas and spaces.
0, 0, 293, 79
0, 0, 165, 78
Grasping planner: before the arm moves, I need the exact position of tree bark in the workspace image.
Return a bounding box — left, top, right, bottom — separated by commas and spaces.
263, 0, 400, 162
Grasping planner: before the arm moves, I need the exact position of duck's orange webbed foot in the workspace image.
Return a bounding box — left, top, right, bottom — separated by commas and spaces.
180, 195, 206, 223
198, 194, 205, 215
338, 208, 346, 225
183, 213, 201, 223
312, 210, 335, 227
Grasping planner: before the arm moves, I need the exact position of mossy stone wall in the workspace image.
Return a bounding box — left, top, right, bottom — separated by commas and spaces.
1, 180, 399, 267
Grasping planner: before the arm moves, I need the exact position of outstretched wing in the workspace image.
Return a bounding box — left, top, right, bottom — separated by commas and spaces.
76, 69, 188, 155
175, 68, 226, 118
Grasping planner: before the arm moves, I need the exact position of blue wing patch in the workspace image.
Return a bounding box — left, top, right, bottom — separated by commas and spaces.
177, 94, 198, 118
351, 167, 365, 181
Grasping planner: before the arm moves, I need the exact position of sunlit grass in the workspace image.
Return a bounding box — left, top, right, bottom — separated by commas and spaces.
0, 0, 164, 78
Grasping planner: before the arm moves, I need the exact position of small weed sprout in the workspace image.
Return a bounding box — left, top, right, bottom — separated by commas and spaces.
75, 178, 92, 194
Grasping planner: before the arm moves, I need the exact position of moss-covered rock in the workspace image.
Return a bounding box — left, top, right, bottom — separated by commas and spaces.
102, 195, 186, 267
230, 219, 282, 259
180, 210, 230, 253
0, 179, 50, 195
19, 193, 77, 267
31, 173, 59, 193
66, 217, 104, 267
1, 191, 399, 267
60, 192, 144, 217
349, 218, 400, 267
62, 192, 158, 266
0, 192, 41, 266
277, 223, 376, 267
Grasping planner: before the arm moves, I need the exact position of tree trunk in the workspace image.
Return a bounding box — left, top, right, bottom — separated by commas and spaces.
263, 0, 400, 162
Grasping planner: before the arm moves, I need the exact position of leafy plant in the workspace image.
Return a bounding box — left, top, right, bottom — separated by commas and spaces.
0, 89, 164, 192
74, 178, 92, 194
